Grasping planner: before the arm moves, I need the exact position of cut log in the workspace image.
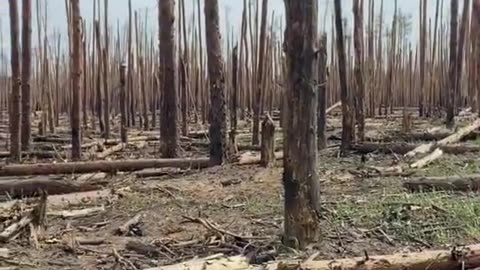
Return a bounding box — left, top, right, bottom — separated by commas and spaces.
33, 136, 71, 144
115, 214, 142, 236
404, 174, 480, 192
326, 101, 341, 114
352, 143, 480, 155
366, 131, 478, 143
0, 158, 211, 176
145, 254, 249, 270
0, 179, 101, 198
48, 206, 105, 218
96, 143, 125, 159
405, 119, 480, 158
237, 151, 283, 166
0, 151, 60, 159
75, 172, 107, 182
260, 115, 275, 167
410, 148, 444, 169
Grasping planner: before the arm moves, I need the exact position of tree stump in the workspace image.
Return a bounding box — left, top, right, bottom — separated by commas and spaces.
260, 114, 275, 167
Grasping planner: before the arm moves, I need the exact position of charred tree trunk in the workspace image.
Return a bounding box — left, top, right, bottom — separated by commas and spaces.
334, 0, 354, 154
252, 0, 269, 146
71, 0, 82, 160
102, 0, 110, 139
8, 0, 21, 162
456, 0, 470, 108
21, 0, 32, 152
159, 0, 178, 158
94, 21, 104, 133
447, 0, 458, 127
317, 34, 327, 150
120, 63, 127, 143
205, 0, 228, 165
353, 0, 365, 142
283, 0, 320, 249
230, 46, 239, 151
475, 0, 480, 117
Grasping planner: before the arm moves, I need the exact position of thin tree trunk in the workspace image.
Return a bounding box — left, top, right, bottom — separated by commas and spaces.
205, 0, 228, 165
120, 63, 127, 143
283, 0, 320, 249
230, 45, 239, 151
70, 0, 82, 160
8, 0, 21, 162
447, 0, 458, 127
353, 0, 365, 142
103, 0, 110, 139
317, 34, 327, 150
159, 0, 178, 158
21, 0, 32, 152
334, 0, 354, 154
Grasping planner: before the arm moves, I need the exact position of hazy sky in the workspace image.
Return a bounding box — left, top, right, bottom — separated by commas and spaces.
0, 0, 454, 63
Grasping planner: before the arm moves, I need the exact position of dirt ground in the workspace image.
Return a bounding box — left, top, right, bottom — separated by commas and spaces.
2, 110, 480, 269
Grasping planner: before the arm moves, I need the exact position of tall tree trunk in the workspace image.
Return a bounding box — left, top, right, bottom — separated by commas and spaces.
8, 0, 21, 162
447, 0, 458, 127
353, 0, 365, 142
283, 0, 320, 249
103, 0, 110, 139
94, 21, 104, 133
205, 0, 228, 165
317, 34, 327, 150
334, 0, 354, 154
230, 45, 239, 151
21, 0, 32, 152
252, 0, 269, 146
474, 0, 480, 117
120, 63, 127, 143
159, 0, 178, 158
419, 0, 427, 116
71, 0, 82, 160
456, 0, 470, 108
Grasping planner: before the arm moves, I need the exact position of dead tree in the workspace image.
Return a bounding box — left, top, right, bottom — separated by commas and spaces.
419, 0, 427, 116
252, 0, 269, 146
353, 0, 365, 141
8, 0, 21, 162
205, 0, 228, 165
283, 0, 320, 249
447, 0, 458, 127
317, 34, 327, 150
159, 0, 178, 158
103, 0, 110, 139
70, 0, 82, 160
334, 0, 354, 154
230, 46, 239, 151
120, 63, 127, 143
21, 0, 32, 152
475, 0, 480, 116
456, 0, 470, 108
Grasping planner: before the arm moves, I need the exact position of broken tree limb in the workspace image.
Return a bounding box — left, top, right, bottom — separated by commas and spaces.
0, 179, 101, 198
144, 254, 249, 270
409, 148, 444, 169
404, 174, 480, 192
96, 143, 125, 159
405, 119, 480, 158
48, 206, 105, 218
237, 151, 283, 166
115, 214, 142, 236
0, 158, 210, 176
326, 101, 341, 114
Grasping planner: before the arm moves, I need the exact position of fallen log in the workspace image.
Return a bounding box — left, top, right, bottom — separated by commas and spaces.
0, 158, 211, 176
326, 101, 341, 114
351, 143, 480, 155
48, 206, 105, 218
96, 143, 125, 160
409, 148, 443, 169
405, 119, 480, 158
0, 151, 61, 159
32, 136, 72, 144
404, 174, 480, 192
366, 131, 478, 143
115, 214, 142, 236
237, 151, 283, 165
149, 243, 480, 270
0, 179, 101, 198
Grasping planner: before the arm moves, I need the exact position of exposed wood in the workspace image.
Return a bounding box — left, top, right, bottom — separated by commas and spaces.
326, 101, 341, 114
48, 206, 105, 218
409, 148, 443, 169
115, 213, 142, 236
96, 143, 125, 160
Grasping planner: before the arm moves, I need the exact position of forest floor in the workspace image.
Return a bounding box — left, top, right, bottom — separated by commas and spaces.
1, 109, 480, 269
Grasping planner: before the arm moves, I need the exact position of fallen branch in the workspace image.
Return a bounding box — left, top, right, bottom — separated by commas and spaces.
404, 174, 480, 192
96, 143, 125, 160
326, 101, 341, 114
115, 214, 142, 236
237, 151, 283, 166
48, 206, 105, 218
0, 158, 211, 176
351, 143, 480, 155
409, 148, 444, 169
0, 179, 100, 198
182, 216, 266, 241
145, 254, 248, 270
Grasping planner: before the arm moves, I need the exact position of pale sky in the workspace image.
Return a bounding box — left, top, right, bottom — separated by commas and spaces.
0, 0, 454, 65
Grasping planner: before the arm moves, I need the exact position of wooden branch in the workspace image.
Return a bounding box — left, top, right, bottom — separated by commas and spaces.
0, 158, 210, 176
115, 214, 142, 236
410, 148, 443, 169
48, 206, 105, 218
404, 174, 480, 192
96, 143, 124, 159
351, 143, 480, 155
326, 101, 341, 114
144, 254, 249, 270
237, 151, 283, 165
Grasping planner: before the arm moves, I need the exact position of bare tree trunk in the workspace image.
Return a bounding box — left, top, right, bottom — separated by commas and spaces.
283, 0, 320, 249
252, 0, 268, 146
230, 46, 239, 151
447, 0, 458, 127
70, 0, 82, 160
120, 63, 127, 143
159, 0, 178, 158
334, 0, 354, 154
8, 0, 21, 162
353, 0, 365, 142
94, 21, 104, 133
317, 34, 327, 150
21, 0, 32, 152
419, 0, 427, 116
456, 0, 470, 108
475, 0, 480, 117
103, 0, 110, 139
205, 0, 228, 165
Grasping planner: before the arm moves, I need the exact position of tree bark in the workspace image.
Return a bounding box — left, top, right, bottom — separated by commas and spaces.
334, 0, 354, 154
0, 179, 100, 199
21, 0, 32, 152
260, 114, 275, 167
446, 0, 458, 127
283, 0, 320, 249
353, 0, 365, 142
70, 0, 82, 161
317, 34, 327, 150
230, 45, 239, 154
8, 0, 21, 162
0, 158, 210, 177
94, 21, 104, 133
205, 0, 228, 165
120, 63, 127, 143
159, 0, 178, 158
102, 0, 110, 139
